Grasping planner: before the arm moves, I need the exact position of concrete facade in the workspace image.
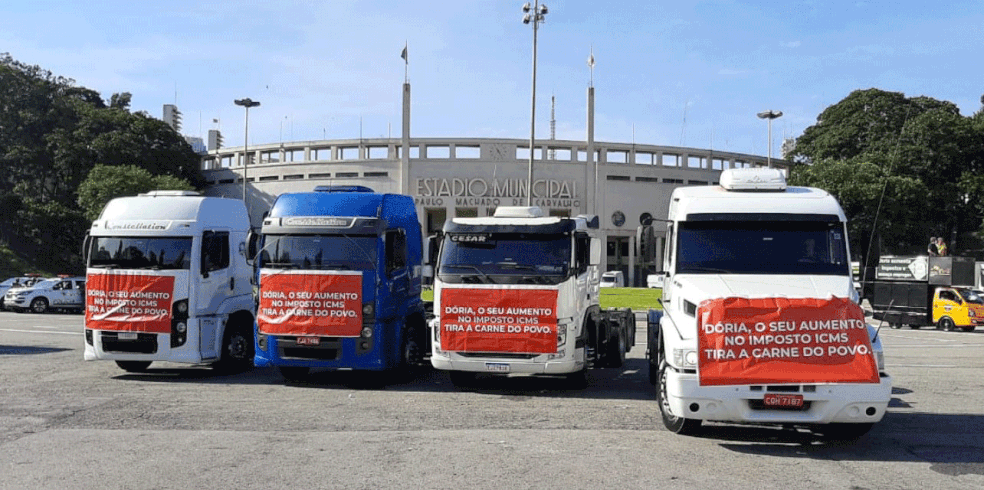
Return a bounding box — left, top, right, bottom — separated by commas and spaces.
201, 84, 789, 286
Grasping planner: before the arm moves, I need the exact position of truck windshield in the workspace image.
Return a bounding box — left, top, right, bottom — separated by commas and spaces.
261, 235, 377, 270
438, 233, 571, 285
89, 237, 192, 270
676, 220, 850, 275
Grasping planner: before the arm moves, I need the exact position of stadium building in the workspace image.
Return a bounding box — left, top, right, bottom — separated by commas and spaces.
201, 84, 790, 286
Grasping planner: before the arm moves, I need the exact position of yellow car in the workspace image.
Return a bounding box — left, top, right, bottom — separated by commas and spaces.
932, 287, 984, 332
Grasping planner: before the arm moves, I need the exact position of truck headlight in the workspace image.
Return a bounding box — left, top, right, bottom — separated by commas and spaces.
673, 348, 698, 368
556, 324, 566, 347
970, 310, 976, 318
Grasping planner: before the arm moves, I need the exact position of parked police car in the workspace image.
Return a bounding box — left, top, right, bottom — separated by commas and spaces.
4, 276, 86, 314
0, 275, 45, 309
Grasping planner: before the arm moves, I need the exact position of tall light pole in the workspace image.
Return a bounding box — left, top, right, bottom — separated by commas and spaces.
234, 98, 261, 204
523, 1, 547, 206
757, 110, 782, 167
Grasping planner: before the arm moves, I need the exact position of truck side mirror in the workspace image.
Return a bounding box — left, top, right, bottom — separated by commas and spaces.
246, 228, 260, 265
590, 237, 602, 266
426, 235, 442, 266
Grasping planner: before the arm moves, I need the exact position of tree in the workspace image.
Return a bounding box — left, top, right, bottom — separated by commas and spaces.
792, 88, 984, 254
789, 159, 930, 262
1, 54, 204, 269
77, 165, 195, 221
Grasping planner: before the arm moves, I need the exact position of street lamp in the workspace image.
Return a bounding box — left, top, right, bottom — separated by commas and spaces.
757, 110, 783, 167
234, 98, 261, 205
523, 1, 547, 206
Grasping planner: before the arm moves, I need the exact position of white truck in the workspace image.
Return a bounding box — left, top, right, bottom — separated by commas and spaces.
82, 191, 256, 373
429, 206, 635, 387
647, 168, 892, 439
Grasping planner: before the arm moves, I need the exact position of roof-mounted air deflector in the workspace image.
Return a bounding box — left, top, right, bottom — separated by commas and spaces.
719, 168, 786, 191
314, 185, 374, 193
493, 206, 545, 218
140, 190, 201, 197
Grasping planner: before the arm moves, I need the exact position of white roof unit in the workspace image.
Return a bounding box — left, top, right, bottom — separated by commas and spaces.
140, 190, 201, 197
493, 206, 545, 218
719, 168, 787, 191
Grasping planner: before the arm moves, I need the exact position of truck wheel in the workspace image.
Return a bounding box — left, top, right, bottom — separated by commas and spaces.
115, 361, 151, 373
30, 297, 49, 314
213, 324, 254, 373
606, 328, 626, 368
814, 423, 874, 441
657, 358, 702, 435
279, 366, 310, 381
937, 317, 956, 332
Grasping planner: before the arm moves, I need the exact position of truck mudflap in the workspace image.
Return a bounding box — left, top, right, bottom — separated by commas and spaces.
663, 368, 893, 425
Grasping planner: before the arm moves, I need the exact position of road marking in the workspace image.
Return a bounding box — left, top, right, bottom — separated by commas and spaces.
890, 364, 958, 368
0, 328, 82, 336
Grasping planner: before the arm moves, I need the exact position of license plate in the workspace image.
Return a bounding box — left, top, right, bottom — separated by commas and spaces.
118, 332, 138, 340
295, 336, 321, 346
485, 362, 510, 373
763, 393, 804, 408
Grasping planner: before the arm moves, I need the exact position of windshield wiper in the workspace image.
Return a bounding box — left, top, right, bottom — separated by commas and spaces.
263, 262, 300, 269
497, 262, 536, 270
444, 264, 494, 283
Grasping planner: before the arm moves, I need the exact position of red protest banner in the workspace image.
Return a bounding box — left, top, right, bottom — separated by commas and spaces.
85, 273, 175, 333
696, 297, 880, 386
440, 287, 558, 354
257, 271, 363, 337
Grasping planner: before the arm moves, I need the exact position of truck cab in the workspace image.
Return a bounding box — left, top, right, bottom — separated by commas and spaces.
251, 186, 429, 381
83, 191, 255, 373
649, 168, 892, 439
429, 206, 634, 387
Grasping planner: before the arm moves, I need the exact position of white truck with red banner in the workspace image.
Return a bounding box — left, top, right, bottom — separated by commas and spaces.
429, 206, 635, 387
82, 191, 255, 373
647, 168, 892, 439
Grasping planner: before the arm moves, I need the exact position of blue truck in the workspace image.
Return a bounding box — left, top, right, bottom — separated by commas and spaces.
251, 186, 430, 381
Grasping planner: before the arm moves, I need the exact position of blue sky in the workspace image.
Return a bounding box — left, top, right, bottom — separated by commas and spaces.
4, 1, 983, 157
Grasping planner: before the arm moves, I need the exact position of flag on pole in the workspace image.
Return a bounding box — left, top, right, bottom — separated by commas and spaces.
401, 43, 408, 64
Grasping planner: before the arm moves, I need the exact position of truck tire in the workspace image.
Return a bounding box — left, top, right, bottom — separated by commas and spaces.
116, 361, 151, 373
31, 297, 49, 314
279, 366, 310, 381
212, 323, 254, 373
657, 358, 702, 435
937, 317, 956, 332
605, 327, 626, 368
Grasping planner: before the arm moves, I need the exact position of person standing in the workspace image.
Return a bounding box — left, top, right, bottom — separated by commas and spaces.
927, 237, 939, 256
937, 237, 948, 257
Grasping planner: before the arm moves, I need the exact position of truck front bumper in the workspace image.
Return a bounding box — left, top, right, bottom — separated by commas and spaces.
664, 367, 893, 425
430, 349, 586, 375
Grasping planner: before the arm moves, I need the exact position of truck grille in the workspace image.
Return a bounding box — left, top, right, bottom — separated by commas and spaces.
100, 332, 158, 354
456, 352, 538, 360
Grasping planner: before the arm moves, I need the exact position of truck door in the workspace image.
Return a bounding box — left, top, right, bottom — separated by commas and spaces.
198, 230, 232, 356
934, 288, 961, 323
